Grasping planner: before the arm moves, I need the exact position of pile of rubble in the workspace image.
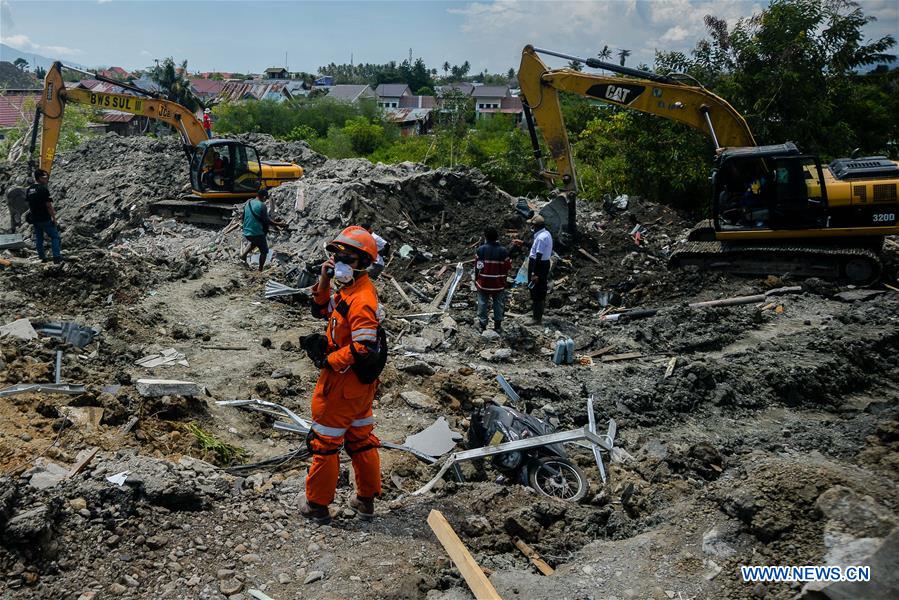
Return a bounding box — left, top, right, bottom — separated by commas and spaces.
1, 132, 898, 599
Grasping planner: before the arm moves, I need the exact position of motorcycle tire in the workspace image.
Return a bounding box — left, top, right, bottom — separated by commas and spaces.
527, 457, 589, 502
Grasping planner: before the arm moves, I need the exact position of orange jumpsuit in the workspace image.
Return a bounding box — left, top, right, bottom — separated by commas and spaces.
305, 274, 382, 506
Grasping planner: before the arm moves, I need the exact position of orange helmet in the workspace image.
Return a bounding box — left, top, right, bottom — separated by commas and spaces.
327, 226, 378, 264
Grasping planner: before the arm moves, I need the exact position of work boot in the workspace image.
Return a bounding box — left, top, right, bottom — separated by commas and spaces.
494, 322, 503, 334
348, 495, 375, 521
299, 497, 331, 525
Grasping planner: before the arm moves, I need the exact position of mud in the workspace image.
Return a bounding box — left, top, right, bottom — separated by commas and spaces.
0, 134, 898, 599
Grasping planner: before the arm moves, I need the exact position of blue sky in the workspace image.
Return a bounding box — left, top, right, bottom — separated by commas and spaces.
1, 0, 897, 75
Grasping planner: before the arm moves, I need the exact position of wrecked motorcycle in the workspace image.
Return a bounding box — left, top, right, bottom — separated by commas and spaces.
467, 403, 589, 502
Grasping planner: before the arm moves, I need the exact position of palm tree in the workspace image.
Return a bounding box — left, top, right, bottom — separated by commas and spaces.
567, 59, 583, 72
442, 61, 451, 78
617, 49, 632, 67
597, 45, 612, 62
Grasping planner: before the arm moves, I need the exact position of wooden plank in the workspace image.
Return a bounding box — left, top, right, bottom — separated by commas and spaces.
885, 283, 899, 293
578, 248, 603, 266
588, 345, 615, 358
601, 352, 643, 363
427, 274, 454, 312
513, 537, 554, 576
664, 356, 677, 378
67, 447, 98, 478
427, 510, 502, 600
388, 275, 417, 309
200, 345, 248, 351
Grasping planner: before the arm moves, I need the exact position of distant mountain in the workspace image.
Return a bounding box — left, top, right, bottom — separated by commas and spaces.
0, 43, 90, 72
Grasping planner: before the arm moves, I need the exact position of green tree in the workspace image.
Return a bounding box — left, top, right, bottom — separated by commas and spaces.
13, 58, 28, 71
617, 49, 631, 66
567, 60, 583, 72
34, 66, 47, 80
442, 61, 451, 78
150, 58, 202, 112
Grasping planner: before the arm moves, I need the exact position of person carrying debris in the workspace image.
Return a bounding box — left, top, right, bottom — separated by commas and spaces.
299, 226, 386, 524
26, 169, 62, 263
5, 184, 28, 233
361, 222, 389, 279
203, 108, 213, 138
239, 188, 285, 271
515, 214, 552, 325
474, 226, 512, 333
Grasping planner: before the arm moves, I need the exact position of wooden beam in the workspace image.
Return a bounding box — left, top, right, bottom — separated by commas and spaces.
388, 275, 417, 309
513, 538, 554, 576
67, 447, 98, 478
578, 248, 603, 266
427, 274, 454, 312
601, 352, 643, 363
589, 345, 615, 358
664, 356, 677, 378
427, 510, 501, 600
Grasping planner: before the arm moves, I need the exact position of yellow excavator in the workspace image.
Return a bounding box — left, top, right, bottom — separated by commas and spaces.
518, 45, 899, 283
26, 62, 303, 224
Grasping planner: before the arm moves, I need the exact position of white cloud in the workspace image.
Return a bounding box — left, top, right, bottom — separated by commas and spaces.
140, 49, 152, 56
1, 33, 83, 56
660, 25, 690, 44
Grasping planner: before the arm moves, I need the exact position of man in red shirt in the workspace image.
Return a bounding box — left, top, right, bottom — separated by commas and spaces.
203, 108, 213, 138
474, 226, 512, 333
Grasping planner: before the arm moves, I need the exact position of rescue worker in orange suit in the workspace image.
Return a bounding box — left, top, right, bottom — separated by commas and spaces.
299, 226, 384, 524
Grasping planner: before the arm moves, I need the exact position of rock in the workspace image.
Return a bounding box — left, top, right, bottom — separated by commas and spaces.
398, 360, 436, 376
261, 337, 272, 348
280, 340, 296, 352
28, 462, 70, 490
0, 318, 38, 341
217, 569, 236, 580
403, 336, 430, 353
304, 571, 324, 584
219, 578, 243, 595
135, 379, 201, 397
400, 390, 439, 411
108, 582, 127, 595
121, 574, 139, 587
76, 593, 98, 600
4, 503, 56, 544
278, 573, 292, 584
186, 575, 201, 586
440, 315, 458, 334
145, 535, 168, 549
702, 524, 737, 557
271, 368, 292, 379
481, 329, 500, 340
240, 553, 261, 564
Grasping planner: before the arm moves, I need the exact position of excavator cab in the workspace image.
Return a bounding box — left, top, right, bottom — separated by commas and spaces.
189, 139, 262, 197
713, 144, 828, 232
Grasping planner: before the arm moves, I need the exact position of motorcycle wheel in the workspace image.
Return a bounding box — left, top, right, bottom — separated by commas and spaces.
527, 457, 589, 502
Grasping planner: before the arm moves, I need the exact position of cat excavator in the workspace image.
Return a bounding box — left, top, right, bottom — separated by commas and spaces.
25, 62, 303, 224
518, 45, 899, 283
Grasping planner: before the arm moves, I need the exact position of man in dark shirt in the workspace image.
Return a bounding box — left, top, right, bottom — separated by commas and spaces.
474, 226, 512, 333
26, 169, 62, 263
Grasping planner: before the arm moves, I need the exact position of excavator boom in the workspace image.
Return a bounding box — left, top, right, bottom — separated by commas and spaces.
36, 62, 208, 174
518, 44, 755, 197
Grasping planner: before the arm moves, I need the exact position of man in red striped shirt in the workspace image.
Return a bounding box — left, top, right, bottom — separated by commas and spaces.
474, 227, 512, 333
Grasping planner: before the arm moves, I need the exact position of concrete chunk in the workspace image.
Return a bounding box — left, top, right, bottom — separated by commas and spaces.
0, 318, 38, 341
135, 379, 201, 397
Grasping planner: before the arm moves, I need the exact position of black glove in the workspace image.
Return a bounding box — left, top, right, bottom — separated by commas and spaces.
300, 333, 329, 369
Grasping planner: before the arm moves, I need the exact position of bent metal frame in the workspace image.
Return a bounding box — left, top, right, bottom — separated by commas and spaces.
216, 395, 617, 494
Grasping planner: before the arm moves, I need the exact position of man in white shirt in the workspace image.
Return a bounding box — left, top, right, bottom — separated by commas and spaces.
525, 214, 552, 324
362, 222, 389, 279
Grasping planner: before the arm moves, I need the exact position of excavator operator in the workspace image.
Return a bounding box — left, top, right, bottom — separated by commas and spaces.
299, 226, 387, 525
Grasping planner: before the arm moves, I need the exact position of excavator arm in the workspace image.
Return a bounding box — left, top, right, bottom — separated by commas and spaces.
34, 61, 209, 174
518, 45, 755, 238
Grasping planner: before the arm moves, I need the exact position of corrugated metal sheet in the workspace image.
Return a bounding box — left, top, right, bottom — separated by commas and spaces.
0, 93, 39, 128
385, 107, 432, 123
100, 110, 136, 123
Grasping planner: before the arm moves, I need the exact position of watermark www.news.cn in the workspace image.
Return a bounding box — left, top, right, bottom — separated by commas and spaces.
741, 565, 871, 583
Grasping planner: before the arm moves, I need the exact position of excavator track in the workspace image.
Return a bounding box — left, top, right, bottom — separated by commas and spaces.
668, 242, 882, 284
150, 198, 243, 226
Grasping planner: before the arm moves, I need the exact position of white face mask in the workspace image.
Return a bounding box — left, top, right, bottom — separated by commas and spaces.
334, 261, 354, 283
